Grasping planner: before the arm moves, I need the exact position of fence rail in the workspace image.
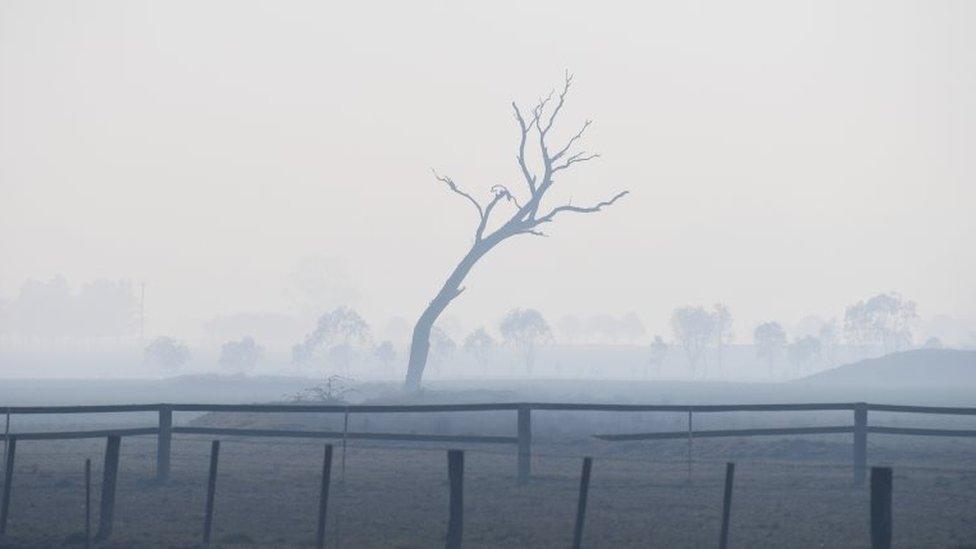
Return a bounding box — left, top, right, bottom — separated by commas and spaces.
3, 427, 159, 441
3, 401, 976, 484
594, 425, 856, 441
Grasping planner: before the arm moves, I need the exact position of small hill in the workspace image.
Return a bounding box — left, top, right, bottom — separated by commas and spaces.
801, 349, 976, 387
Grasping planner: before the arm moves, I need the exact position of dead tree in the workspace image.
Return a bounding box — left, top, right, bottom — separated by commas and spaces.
404, 73, 629, 390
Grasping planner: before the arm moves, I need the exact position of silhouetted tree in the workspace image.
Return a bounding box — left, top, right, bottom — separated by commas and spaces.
219, 336, 264, 375
648, 335, 670, 378
293, 307, 371, 375
711, 303, 733, 377
754, 322, 787, 378
404, 73, 628, 390
427, 326, 457, 375
922, 336, 944, 350
463, 327, 497, 374
844, 293, 918, 355
670, 306, 715, 378
500, 308, 552, 374
144, 336, 191, 373
818, 319, 839, 367
788, 336, 821, 377
374, 340, 397, 372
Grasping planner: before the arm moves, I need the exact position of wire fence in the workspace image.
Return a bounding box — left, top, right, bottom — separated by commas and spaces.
2, 402, 976, 547
1, 436, 974, 547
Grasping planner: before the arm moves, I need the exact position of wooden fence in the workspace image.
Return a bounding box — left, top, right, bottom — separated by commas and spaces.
3, 401, 976, 486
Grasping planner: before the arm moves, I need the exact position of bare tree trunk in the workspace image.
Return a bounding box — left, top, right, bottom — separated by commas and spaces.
402, 74, 628, 390
405, 242, 494, 390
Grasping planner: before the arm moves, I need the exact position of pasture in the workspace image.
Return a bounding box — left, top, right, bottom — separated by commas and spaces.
1, 402, 975, 548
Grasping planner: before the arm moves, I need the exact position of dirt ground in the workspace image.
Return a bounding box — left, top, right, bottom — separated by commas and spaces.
1, 431, 975, 549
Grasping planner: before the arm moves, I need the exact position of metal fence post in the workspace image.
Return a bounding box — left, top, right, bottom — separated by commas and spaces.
854, 403, 868, 485
203, 440, 220, 545
316, 444, 334, 549
3, 408, 10, 466
517, 405, 532, 485
84, 458, 91, 549
445, 449, 464, 549
341, 407, 349, 482
2, 408, 9, 482
686, 409, 694, 482
572, 457, 593, 549
870, 466, 893, 549
95, 435, 121, 541
719, 462, 736, 549
157, 405, 172, 482
0, 436, 15, 535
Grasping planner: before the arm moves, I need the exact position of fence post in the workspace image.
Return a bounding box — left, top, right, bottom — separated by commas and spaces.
156, 405, 172, 482
2, 408, 9, 462
445, 449, 464, 549
203, 440, 220, 545
870, 466, 893, 549
341, 407, 349, 483
0, 436, 15, 535
686, 409, 694, 482
572, 457, 593, 549
854, 403, 868, 485
316, 444, 334, 549
517, 405, 531, 485
719, 462, 735, 549
95, 435, 121, 541
84, 458, 91, 549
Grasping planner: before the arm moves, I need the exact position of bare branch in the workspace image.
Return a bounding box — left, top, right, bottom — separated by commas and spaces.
474, 185, 522, 241
433, 169, 483, 220
541, 71, 573, 136
553, 152, 600, 173
407, 75, 629, 390
496, 75, 613, 237
508, 73, 579, 226
512, 103, 536, 193
533, 190, 629, 225
531, 90, 555, 127
490, 185, 522, 209
551, 119, 592, 162
476, 190, 506, 241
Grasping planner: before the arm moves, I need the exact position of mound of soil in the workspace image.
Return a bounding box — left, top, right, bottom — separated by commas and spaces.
801, 349, 976, 387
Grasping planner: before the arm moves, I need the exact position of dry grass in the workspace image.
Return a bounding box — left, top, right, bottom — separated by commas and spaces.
1, 433, 975, 548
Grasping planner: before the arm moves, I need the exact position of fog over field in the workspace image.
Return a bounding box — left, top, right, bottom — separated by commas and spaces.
1, 1, 975, 548
1, 2, 975, 384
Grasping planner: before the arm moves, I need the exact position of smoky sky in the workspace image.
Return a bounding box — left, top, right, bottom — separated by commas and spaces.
1, 0, 973, 339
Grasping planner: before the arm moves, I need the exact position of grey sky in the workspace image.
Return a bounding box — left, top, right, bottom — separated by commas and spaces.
1, 0, 973, 339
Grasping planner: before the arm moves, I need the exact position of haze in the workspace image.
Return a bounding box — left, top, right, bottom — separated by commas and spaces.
1, 0, 973, 352
4, 5, 976, 547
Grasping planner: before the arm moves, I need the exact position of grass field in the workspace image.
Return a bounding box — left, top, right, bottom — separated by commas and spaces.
1, 429, 975, 548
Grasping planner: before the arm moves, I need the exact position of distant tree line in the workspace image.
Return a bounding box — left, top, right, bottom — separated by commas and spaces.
659, 292, 923, 381
286, 305, 555, 380
136, 291, 937, 384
